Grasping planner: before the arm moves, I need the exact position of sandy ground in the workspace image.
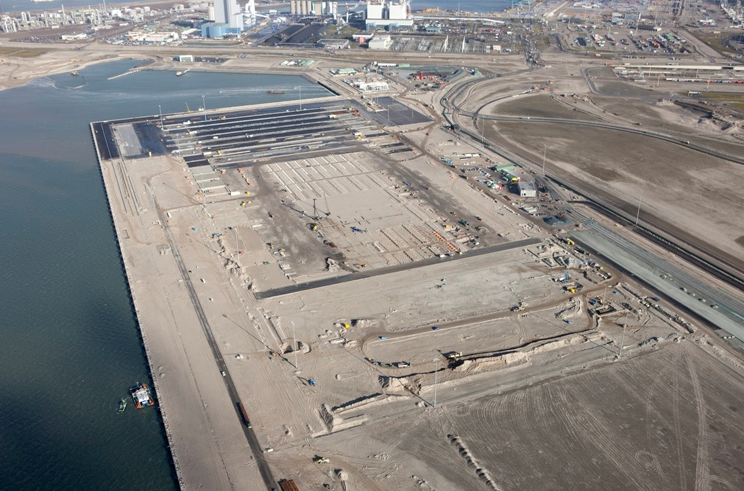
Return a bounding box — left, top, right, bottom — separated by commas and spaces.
98, 152, 266, 488
8, 31, 744, 489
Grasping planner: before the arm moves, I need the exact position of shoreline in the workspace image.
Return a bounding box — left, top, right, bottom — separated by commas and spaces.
91, 108, 268, 488
89, 122, 184, 488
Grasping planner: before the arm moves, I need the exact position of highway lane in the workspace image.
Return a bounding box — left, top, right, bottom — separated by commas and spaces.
572, 219, 744, 340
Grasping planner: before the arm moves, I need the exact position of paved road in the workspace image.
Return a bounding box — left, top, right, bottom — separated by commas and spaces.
572, 215, 744, 340
146, 184, 278, 490
440, 77, 744, 343
255, 238, 542, 299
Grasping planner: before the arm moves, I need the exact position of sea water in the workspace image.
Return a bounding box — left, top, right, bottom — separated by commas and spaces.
0, 59, 324, 490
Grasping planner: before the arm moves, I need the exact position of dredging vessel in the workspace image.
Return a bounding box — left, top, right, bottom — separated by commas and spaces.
130, 383, 154, 409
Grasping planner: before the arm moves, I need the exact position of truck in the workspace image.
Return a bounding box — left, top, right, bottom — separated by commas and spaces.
237, 402, 252, 428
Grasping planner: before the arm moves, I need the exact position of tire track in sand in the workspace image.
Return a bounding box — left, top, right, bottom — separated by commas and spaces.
672, 347, 689, 491
684, 343, 710, 491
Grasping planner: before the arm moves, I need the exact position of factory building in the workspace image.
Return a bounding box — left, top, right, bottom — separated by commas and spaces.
213, 0, 243, 31
365, 0, 413, 29
1, 15, 19, 32
290, 0, 338, 16
368, 34, 393, 50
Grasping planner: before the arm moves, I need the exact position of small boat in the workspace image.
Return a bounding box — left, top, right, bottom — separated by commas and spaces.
70, 70, 79, 76
130, 383, 154, 409
267, 89, 285, 94
118, 399, 127, 413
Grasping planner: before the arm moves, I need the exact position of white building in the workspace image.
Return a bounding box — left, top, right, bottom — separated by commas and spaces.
365, 0, 413, 29
368, 34, 393, 50
353, 80, 389, 91
290, 0, 335, 16
517, 181, 537, 198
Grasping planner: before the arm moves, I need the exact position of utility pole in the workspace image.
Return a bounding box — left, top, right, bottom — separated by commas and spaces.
433, 357, 438, 408
235, 227, 240, 268
292, 321, 298, 369
618, 324, 626, 358
542, 144, 547, 177
635, 191, 642, 226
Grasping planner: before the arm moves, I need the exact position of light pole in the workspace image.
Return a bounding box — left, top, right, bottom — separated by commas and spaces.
618, 324, 626, 358
433, 357, 438, 408
158, 104, 163, 127
234, 227, 240, 269
292, 321, 298, 369
635, 191, 643, 226
297, 86, 302, 110
542, 144, 547, 177
202, 95, 206, 121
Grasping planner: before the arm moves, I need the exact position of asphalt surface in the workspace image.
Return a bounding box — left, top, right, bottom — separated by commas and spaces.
571, 214, 744, 337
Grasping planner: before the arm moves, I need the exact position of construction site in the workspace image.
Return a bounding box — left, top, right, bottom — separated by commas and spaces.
90, 56, 744, 487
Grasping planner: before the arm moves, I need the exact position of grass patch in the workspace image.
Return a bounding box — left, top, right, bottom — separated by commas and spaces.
688, 31, 739, 56
0, 47, 50, 58
697, 91, 744, 103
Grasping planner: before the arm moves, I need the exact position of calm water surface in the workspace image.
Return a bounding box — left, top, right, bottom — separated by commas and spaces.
9, 0, 515, 15
0, 59, 324, 491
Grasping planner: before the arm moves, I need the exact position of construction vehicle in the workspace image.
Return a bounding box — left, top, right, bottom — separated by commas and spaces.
309, 223, 318, 231
511, 302, 525, 312
315, 457, 330, 464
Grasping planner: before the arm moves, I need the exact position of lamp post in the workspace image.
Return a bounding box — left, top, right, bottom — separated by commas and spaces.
433, 357, 438, 408
542, 144, 547, 177
292, 321, 298, 369
635, 191, 643, 226
158, 104, 163, 127
234, 227, 240, 269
